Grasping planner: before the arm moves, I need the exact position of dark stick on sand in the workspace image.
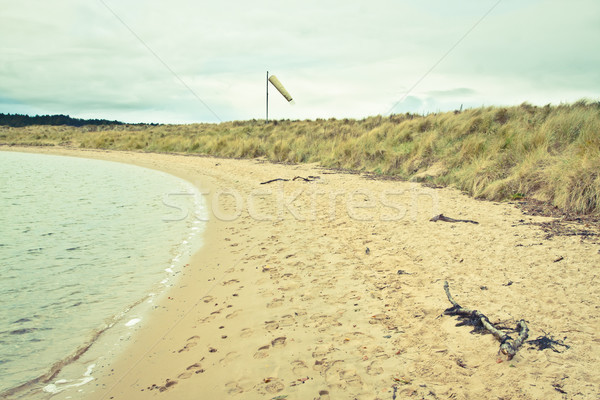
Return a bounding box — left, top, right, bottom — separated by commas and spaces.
430, 214, 479, 224
443, 281, 528, 360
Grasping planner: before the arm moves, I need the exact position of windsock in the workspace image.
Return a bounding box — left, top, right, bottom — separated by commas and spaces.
268, 75, 293, 102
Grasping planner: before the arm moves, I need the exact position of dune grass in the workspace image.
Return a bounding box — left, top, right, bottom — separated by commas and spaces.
2, 100, 600, 214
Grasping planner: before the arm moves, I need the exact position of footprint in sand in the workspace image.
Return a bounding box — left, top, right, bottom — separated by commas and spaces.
253, 336, 286, 359
225, 381, 244, 394
279, 314, 296, 327
240, 327, 253, 338
271, 336, 286, 347
317, 390, 331, 400
257, 377, 285, 394
264, 321, 279, 331
202, 295, 215, 303
266, 298, 284, 308
325, 362, 363, 389
226, 309, 242, 319
313, 359, 329, 372
199, 315, 216, 324
178, 362, 205, 379
178, 336, 200, 353
291, 360, 309, 375
225, 377, 255, 394
311, 346, 330, 360
147, 379, 177, 392
253, 345, 270, 359
366, 360, 384, 376
219, 351, 240, 366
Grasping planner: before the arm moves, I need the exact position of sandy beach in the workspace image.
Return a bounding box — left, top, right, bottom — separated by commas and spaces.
4, 146, 600, 399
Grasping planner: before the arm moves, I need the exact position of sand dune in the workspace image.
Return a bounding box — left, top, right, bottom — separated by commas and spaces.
5, 147, 599, 400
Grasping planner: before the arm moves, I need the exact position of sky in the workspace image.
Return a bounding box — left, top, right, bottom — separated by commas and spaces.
1, 0, 599, 124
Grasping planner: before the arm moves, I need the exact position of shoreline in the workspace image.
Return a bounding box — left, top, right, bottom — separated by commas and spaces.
0, 147, 208, 399
2, 146, 599, 399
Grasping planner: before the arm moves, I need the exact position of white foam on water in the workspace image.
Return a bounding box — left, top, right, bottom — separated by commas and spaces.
43, 364, 96, 394
125, 318, 141, 327
84, 364, 95, 377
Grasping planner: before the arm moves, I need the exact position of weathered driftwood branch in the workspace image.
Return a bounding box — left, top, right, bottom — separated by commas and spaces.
292, 175, 320, 182
430, 214, 479, 224
443, 281, 528, 360
261, 176, 320, 185
260, 178, 290, 185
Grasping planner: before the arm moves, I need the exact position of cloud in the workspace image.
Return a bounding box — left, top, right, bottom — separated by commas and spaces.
0, 0, 598, 123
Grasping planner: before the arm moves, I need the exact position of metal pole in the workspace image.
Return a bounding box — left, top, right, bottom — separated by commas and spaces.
266, 71, 269, 124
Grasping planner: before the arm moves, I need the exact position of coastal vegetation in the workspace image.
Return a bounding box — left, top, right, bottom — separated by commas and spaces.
0, 113, 128, 128
2, 100, 599, 214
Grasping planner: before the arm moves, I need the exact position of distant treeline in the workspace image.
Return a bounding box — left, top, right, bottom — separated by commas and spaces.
0, 113, 126, 127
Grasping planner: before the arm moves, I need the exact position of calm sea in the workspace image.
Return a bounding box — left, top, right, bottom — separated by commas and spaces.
0, 151, 205, 396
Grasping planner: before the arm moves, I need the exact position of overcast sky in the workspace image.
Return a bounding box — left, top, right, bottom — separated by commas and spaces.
1, 0, 599, 124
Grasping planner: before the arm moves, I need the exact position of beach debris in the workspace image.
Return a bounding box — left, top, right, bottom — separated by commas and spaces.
553, 383, 567, 394
261, 178, 289, 184
443, 281, 529, 360
553, 256, 564, 262
289, 377, 309, 387
365, 247, 370, 255
430, 214, 479, 224
527, 331, 570, 353
293, 175, 320, 182
397, 269, 412, 275
260, 176, 319, 184
392, 376, 411, 385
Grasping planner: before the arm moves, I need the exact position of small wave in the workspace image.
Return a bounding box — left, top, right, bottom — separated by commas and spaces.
43, 363, 96, 395
12, 318, 32, 324
0, 327, 106, 398
1, 327, 51, 336
0, 292, 153, 398
9, 328, 38, 335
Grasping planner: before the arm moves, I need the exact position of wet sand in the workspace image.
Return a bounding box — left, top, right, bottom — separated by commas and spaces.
4, 146, 600, 399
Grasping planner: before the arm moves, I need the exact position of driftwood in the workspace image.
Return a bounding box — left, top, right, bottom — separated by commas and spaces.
430, 214, 479, 224
260, 178, 289, 185
443, 281, 529, 360
293, 175, 320, 182
260, 176, 320, 185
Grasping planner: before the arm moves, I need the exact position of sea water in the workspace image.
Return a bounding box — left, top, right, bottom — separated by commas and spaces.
0, 151, 205, 396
